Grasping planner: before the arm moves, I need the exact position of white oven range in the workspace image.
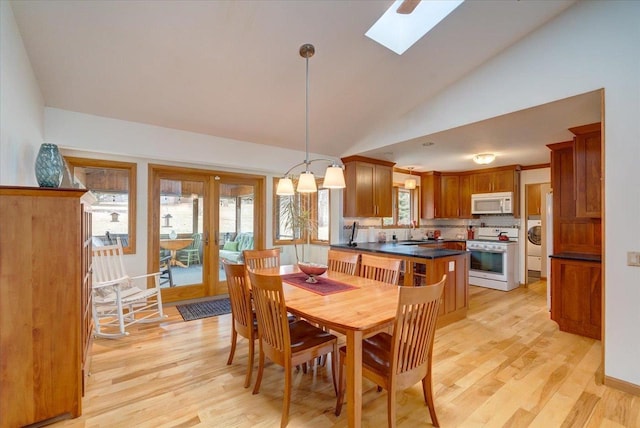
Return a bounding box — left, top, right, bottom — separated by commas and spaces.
467, 227, 519, 291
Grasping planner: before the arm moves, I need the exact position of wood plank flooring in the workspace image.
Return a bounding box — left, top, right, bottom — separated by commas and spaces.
54, 280, 640, 427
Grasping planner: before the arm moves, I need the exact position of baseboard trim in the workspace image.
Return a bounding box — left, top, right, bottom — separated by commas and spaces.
605, 375, 640, 396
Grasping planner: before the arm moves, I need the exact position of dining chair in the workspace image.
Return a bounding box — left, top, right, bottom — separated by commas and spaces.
178, 233, 202, 267
327, 249, 360, 276
223, 260, 257, 388
92, 238, 167, 338
243, 248, 280, 270
159, 254, 174, 287
248, 270, 338, 428
335, 275, 446, 427
359, 253, 401, 285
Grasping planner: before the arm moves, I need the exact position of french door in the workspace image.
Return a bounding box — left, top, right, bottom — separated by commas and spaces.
149, 165, 265, 303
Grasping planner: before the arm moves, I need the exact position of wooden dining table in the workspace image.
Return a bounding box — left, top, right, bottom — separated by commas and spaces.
252, 265, 400, 428
159, 238, 193, 267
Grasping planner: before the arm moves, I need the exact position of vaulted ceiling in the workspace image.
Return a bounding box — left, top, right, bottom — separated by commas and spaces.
11, 0, 599, 172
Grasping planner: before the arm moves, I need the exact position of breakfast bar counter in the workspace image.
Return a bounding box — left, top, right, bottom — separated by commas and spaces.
330, 242, 470, 327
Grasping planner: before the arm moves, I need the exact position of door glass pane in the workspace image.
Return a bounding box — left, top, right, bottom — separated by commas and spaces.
219, 183, 255, 281
159, 179, 204, 287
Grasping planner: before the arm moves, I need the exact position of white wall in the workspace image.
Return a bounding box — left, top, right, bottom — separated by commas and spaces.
351, 1, 640, 386
0, 1, 44, 185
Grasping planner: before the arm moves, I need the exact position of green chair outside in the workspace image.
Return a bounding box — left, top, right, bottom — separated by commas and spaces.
178, 233, 202, 267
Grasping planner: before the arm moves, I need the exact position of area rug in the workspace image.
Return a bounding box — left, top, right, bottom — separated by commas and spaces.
176, 298, 231, 321
281, 273, 358, 296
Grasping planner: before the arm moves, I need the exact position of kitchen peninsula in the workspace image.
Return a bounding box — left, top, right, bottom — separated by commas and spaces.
331, 241, 470, 327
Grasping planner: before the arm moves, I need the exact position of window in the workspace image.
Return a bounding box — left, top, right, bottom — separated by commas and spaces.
65, 157, 137, 254
383, 186, 417, 227
273, 178, 330, 245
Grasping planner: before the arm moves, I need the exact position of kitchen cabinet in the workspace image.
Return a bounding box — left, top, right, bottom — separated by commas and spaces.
548, 133, 601, 255
550, 256, 601, 340
440, 175, 460, 218
422, 172, 470, 219
571, 123, 602, 218
342, 156, 394, 217
0, 187, 93, 427
527, 183, 542, 216
420, 171, 441, 219
470, 168, 517, 194
459, 174, 473, 218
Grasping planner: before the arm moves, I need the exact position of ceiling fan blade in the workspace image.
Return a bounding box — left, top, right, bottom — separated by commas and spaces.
396, 0, 420, 14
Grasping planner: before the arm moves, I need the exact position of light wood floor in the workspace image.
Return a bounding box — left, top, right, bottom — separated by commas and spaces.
56, 280, 640, 427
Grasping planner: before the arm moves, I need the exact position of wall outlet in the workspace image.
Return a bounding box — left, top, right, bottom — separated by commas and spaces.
449, 261, 455, 272
627, 252, 640, 267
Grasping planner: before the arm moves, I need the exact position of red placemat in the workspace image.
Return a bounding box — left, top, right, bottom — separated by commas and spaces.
281, 273, 359, 296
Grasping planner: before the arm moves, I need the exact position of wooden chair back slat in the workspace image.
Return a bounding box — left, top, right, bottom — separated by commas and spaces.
223, 261, 253, 336
248, 271, 291, 364
327, 250, 359, 276
243, 248, 280, 270
359, 253, 401, 285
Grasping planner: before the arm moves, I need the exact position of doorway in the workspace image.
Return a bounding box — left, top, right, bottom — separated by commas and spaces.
525, 182, 550, 284
148, 164, 265, 303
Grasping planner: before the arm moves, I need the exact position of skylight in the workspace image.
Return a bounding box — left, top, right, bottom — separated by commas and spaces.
365, 0, 464, 55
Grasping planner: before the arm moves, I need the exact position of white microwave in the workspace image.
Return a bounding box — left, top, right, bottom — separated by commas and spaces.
471, 192, 514, 215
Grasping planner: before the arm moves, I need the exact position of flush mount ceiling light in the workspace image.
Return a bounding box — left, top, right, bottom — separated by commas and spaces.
404, 167, 417, 189
473, 153, 496, 165
365, 0, 465, 55
276, 44, 346, 196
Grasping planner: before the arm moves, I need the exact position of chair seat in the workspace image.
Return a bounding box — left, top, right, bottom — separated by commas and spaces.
339, 332, 392, 378
290, 320, 337, 353
95, 286, 162, 305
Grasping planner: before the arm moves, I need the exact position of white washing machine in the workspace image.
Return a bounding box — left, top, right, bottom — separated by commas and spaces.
527, 219, 542, 271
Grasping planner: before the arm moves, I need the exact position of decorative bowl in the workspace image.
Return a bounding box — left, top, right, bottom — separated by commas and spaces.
297, 262, 328, 283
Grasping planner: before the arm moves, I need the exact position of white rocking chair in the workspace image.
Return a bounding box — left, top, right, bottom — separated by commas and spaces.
92, 238, 167, 338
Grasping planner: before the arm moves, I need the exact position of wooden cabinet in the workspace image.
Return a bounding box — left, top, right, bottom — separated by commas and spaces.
550, 257, 601, 340
459, 174, 473, 218
527, 183, 542, 216
0, 187, 92, 427
422, 172, 474, 219
420, 172, 441, 219
440, 175, 460, 218
470, 168, 517, 194
548, 131, 601, 255
571, 123, 602, 218
342, 156, 394, 217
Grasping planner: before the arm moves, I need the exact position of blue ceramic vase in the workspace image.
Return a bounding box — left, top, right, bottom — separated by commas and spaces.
35, 143, 64, 188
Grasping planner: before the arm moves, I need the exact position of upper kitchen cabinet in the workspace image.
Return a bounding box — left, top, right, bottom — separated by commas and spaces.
458, 173, 473, 218
420, 172, 441, 219
548, 126, 602, 255
342, 156, 394, 217
470, 166, 518, 194
527, 183, 542, 216
570, 123, 602, 218
421, 172, 481, 219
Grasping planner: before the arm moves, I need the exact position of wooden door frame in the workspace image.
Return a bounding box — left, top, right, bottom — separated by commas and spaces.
148, 164, 266, 302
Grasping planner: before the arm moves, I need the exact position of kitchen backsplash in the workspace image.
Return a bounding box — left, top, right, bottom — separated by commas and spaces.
342, 215, 519, 243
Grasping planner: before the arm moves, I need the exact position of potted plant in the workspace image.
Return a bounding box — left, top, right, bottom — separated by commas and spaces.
279, 190, 326, 282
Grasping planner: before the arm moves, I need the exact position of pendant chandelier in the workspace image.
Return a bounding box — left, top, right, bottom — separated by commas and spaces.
276, 44, 346, 196
404, 167, 417, 189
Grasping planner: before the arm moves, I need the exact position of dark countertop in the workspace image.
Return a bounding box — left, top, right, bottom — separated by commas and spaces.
549, 252, 602, 262
331, 242, 468, 260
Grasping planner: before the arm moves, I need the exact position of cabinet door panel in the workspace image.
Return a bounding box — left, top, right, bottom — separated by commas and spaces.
440, 175, 460, 218
575, 131, 602, 218
459, 175, 472, 218
354, 162, 375, 217
375, 165, 393, 217
550, 258, 601, 340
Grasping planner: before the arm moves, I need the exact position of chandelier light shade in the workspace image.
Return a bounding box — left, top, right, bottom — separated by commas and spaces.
473, 153, 496, 165
275, 44, 346, 196
404, 166, 416, 189
323, 165, 346, 188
